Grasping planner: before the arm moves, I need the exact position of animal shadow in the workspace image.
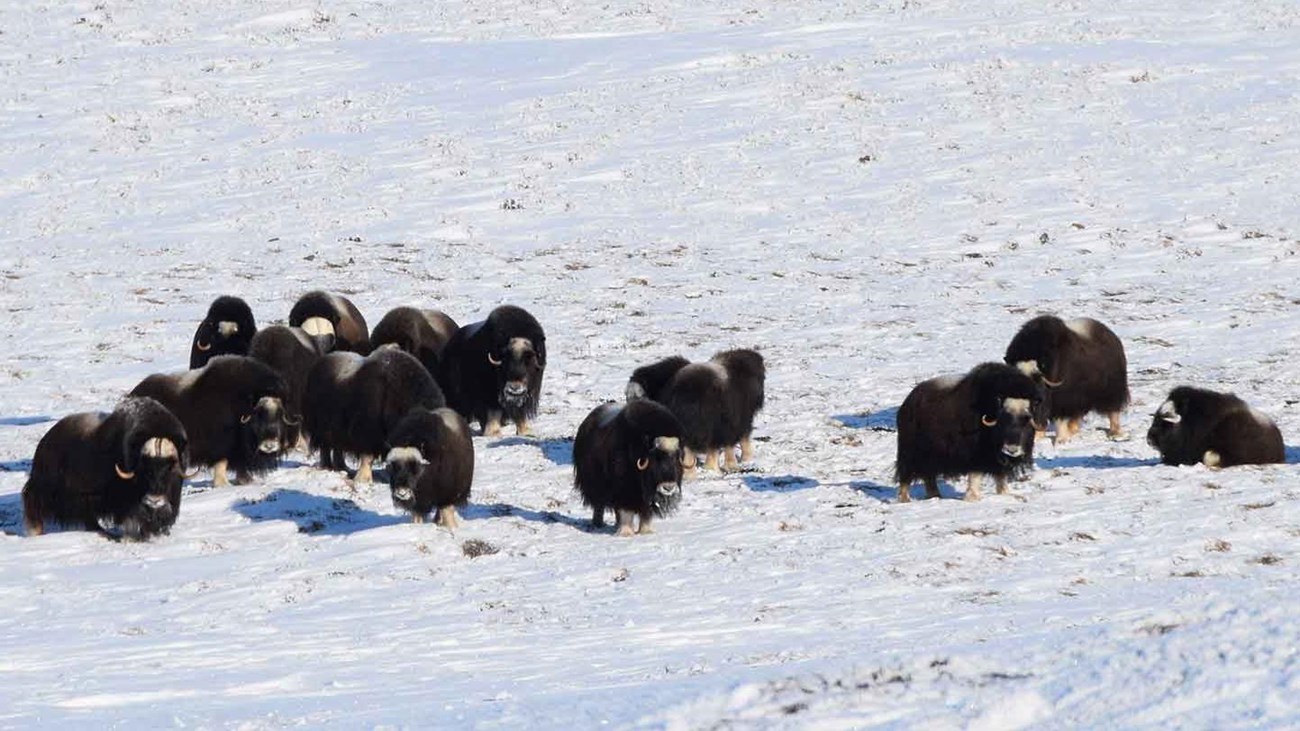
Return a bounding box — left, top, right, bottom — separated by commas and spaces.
0, 416, 54, 427
742, 474, 819, 493
232, 488, 403, 536
0, 492, 24, 535
462, 501, 591, 532
1036, 455, 1160, 470
486, 436, 574, 466
1286, 446, 1300, 465
833, 407, 898, 432
1, 460, 32, 473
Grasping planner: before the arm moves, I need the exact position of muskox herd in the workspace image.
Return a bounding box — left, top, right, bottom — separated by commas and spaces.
19, 297, 1288, 542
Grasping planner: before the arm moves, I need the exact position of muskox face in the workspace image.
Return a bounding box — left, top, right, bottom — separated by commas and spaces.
977, 395, 1039, 464
301, 317, 338, 354
1146, 398, 1182, 455
490, 337, 543, 409
116, 436, 184, 540
629, 434, 684, 514
240, 396, 294, 457
385, 446, 427, 513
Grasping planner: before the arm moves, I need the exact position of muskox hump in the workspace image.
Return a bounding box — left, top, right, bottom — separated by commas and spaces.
371, 306, 459, 378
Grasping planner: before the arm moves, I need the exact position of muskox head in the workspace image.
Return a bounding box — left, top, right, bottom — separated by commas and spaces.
239, 395, 296, 458
1005, 316, 1069, 389
191, 296, 256, 369
973, 382, 1040, 467
489, 336, 543, 412
114, 433, 185, 540
300, 316, 338, 354
634, 434, 684, 513
385, 445, 431, 516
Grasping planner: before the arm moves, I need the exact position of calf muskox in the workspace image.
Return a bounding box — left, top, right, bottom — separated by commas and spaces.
440, 305, 546, 437
370, 306, 459, 377
130, 355, 290, 487
574, 400, 685, 537
303, 347, 446, 483
23, 397, 187, 540
626, 349, 765, 472
190, 296, 256, 369
1147, 386, 1285, 468
288, 290, 371, 354
385, 407, 474, 526
1004, 315, 1128, 443
248, 325, 332, 449
894, 362, 1042, 502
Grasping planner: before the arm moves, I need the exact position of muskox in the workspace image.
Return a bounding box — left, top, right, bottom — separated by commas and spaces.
1004, 315, 1129, 443
384, 407, 474, 526
129, 355, 291, 486
574, 400, 684, 537
302, 347, 445, 483
626, 349, 765, 472
248, 325, 332, 449
440, 305, 546, 437
190, 295, 256, 369
370, 306, 459, 377
23, 397, 187, 540
894, 362, 1042, 502
288, 290, 370, 354
1147, 386, 1285, 468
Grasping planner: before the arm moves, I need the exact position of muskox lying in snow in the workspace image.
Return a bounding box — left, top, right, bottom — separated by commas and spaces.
440, 305, 546, 437
130, 355, 291, 487
385, 407, 474, 526
190, 295, 256, 369
895, 362, 1042, 502
23, 397, 187, 540
288, 290, 370, 354
626, 349, 765, 472
1147, 386, 1285, 468
248, 325, 332, 450
370, 306, 459, 377
303, 347, 445, 483
574, 400, 684, 537
1004, 315, 1128, 443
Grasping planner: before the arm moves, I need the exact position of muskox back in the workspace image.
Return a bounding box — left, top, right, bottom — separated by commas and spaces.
130, 355, 290, 484
371, 306, 459, 378
385, 407, 474, 526
190, 295, 256, 369
249, 325, 328, 446
626, 356, 690, 403
23, 397, 187, 540
1147, 386, 1285, 468
1004, 315, 1128, 441
440, 305, 546, 436
650, 348, 765, 470
894, 362, 1040, 502
289, 290, 371, 354
574, 400, 684, 536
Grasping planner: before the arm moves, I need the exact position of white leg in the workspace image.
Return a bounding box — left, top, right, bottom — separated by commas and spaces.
995, 474, 1009, 496
437, 505, 460, 530
484, 412, 503, 437
515, 419, 532, 437
897, 482, 912, 503
615, 509, 636, 537
637, 513, 655, 535
740, 435, 754, 463
722, 446, 739, 472
703, 449, 720, 472
964, 473, 983, 502
213, 459, 230, 487
355, 455, 373, 484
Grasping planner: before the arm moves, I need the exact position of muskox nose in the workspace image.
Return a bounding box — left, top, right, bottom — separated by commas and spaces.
394, 487, 414, 502
1001, 444, 1024, 458
656, 482, 679, 496
144, 494, 168, 510
504, 382, 527, 397
258, 438, 281, 454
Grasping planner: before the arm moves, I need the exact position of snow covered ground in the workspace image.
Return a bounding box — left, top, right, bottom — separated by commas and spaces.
2, 0, 1300, 726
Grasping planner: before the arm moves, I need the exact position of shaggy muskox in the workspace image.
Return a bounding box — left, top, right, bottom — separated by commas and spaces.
248, 325, 332, 449
894, 362, 1042, 502
440, 305, 546, 437
1147, 386, 1285, 468
288, 290, 370, 354
384, 407, 474, 526
574, 400, 684, 536
129, 355, 290, 487
23, 397, 187, 540
189, 296, 256, 369
370, 306, 459, 377
302, 347, 445, 483
626, 349, 765, 472
1004, 315, 1129, 443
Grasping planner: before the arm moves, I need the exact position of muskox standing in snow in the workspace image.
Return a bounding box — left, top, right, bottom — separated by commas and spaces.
440, 305, 546, 437
23, 397, 187, 540
189, 296, 256, 369
574, 400, 684, 537
370, 306, 459, 377
248, 325, 332, 449
288, 290, 371, 354
626, 349, 765, 472
302, 347, 445, 483
384, 407, 474, 526
1147, 386, 1285, 468
1004, 315, 1129, 443
895, 362, 1042, 502
129, 356, 291, 487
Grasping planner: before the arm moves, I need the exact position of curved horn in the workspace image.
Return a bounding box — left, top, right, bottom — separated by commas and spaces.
1042, 376, 1064, 388
115, 464, 136, 480
981, 415, 998, 427
195, 341, 212, 352
636, 457, 650, 471
282, 413, 303, 426
183, 466, 202, 480
487, 351, 502, 366
1030, 418, 1048, 432
240, 414, 252, 424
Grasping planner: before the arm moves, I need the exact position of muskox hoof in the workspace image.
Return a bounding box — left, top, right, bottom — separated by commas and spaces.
897, 487, 911, 504
515, 421, 533, 437
24, 520, 44, 537
963, 490, 982, 502
411, 513, 426, 524
615, 524, 636, 537
637, 523, 655, 535
436, 506, 460, 530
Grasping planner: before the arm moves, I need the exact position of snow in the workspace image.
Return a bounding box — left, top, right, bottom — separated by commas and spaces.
2, 0, 1300, 726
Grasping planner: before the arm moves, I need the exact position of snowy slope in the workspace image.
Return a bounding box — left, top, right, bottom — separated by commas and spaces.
2, 0, 1300, 726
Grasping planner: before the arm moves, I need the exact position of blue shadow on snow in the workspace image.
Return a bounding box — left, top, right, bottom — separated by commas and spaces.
486, 436, 574, 466
462, 501, 592, 532
0, 416, 54, 427
232, 488, 404, 536
1036, 455, 1160, 470
833, 407, 898, 432
742, 474, 820, 493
